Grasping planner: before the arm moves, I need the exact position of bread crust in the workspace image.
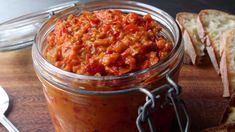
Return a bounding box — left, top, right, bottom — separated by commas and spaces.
176, 12, 204, 65
224, 29, 235, 97
176, 13, 192, 64
220, 48, 230, 97
197, 9, 235, 74
183, 30, 197, 64
220, 30, 231, 97
176, 12, 198, 31
205, 36, 221, 74
197, 12, 207, 44
220, 29, 235, 97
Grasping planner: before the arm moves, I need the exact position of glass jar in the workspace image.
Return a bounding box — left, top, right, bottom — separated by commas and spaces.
32, 1, 187, 132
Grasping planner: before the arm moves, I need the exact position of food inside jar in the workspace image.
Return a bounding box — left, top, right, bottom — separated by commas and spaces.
44, 9, 173, 76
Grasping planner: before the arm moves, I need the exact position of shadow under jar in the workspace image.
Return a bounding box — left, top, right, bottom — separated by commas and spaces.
32, 1, 187, 132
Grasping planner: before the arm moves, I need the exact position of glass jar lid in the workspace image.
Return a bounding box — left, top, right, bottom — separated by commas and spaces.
0, 1, 79, 52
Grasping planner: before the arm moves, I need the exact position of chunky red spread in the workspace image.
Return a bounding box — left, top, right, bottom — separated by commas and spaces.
44, 10, 173, 76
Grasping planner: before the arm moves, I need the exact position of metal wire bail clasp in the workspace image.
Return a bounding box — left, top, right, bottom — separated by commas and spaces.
166, 75, 190, 132
136, 74, 190, 132
136, 88, 157, 132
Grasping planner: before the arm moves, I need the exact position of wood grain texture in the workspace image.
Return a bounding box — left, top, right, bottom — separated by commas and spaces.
180, 58, 229, 131
0, 48, 53, 132
0, 47, 229, 132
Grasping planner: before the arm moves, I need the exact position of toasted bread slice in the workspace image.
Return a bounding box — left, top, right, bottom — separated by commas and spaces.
220, 29, 235, 97
198, 9, 235, 74
183, 52, 193, 64
176, 12, 205, 65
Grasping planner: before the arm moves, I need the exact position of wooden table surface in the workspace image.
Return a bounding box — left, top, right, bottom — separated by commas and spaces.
0, 47, 229, 132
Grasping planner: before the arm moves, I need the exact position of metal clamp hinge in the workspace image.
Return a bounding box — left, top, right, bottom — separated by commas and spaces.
136, 74, 190, 132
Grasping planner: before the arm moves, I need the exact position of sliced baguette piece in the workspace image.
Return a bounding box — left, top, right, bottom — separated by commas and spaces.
183, 52, 193, 64
198, 9, 235, 74
220, 28, 235, 97
176, 12, 205, 65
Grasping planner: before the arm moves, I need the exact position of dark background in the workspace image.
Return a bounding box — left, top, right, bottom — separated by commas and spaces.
0, 0, 234, 23
137, 0, 235, 17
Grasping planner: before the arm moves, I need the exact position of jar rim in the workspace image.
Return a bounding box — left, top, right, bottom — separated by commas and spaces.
32, 0, 182, 81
